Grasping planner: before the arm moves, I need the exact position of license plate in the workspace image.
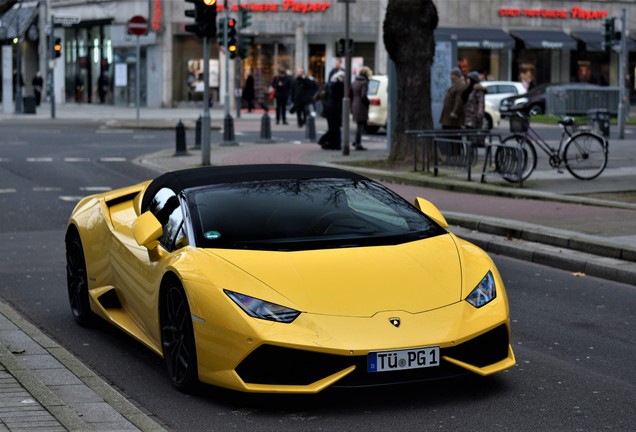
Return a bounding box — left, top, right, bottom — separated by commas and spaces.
368, 346, 440, 373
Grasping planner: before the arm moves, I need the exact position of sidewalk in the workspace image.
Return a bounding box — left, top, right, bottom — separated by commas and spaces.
1, 102, 636, 430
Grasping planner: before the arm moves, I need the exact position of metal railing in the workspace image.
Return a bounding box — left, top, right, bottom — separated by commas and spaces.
405, 129, 524, 185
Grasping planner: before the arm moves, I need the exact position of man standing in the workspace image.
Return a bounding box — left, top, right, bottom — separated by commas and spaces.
350, 66, 372, 151
271, 69, 291, 125
32, 71, 43, 106
439, 67, 466, 130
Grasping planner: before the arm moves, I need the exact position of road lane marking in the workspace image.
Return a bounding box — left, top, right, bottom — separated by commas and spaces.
59, 196, 84, 202
33, 187, 63, 192
64, 157, 91, 162
80, 186, 112, 192
0, 189, 17, 193
99, 157, 128, 162
26, 157, 54, 162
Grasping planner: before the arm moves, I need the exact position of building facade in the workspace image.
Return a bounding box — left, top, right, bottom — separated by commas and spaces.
1, 0, 636, 111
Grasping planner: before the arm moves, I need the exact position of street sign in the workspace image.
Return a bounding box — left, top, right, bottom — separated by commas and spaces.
128, 15, 149, 36
53, 15, 81, 26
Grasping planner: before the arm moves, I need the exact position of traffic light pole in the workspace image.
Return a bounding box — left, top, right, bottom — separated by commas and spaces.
235, 0, 241, 119
618, 8, 627, 139
202, 35, 212, 165
49, 16, 56, 119
341, 1, 351, 156
221, 2, 236, 145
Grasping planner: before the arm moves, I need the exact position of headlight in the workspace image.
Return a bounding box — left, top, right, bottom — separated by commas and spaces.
225, 290, 300, 323
514, 97, 528, 106
466, 271, 497, 308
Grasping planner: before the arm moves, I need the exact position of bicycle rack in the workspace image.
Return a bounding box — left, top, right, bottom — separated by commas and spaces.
480, 140, 525, 187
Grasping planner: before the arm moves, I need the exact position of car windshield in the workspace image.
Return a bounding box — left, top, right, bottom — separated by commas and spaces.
185, 178, 446, 251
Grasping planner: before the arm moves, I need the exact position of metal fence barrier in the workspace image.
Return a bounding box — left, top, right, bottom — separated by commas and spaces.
546, 86, 619, 116
405, 129, 524, 186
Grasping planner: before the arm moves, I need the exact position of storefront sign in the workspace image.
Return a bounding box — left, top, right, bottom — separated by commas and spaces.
219, 1, 331, 13
498, 6, 608, 20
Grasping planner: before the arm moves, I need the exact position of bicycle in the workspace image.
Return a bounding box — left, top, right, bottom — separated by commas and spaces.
495, 112, 609, 182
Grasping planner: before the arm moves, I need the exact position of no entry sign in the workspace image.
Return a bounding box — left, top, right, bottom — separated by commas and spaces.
128, 15, 148, 36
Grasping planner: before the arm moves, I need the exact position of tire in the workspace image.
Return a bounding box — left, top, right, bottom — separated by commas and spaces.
161, 280, 199, 393
564, 132, 608, 180
529, 104, 543, 116
65, 230, 95, 326
495, 134, 537, 183
483, 114, 493, 130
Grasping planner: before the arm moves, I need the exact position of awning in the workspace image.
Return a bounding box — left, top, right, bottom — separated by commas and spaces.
0, 1, 38, 41
509, 29, 577, 50
571, 30, 636, 52
435, 27, 515, 49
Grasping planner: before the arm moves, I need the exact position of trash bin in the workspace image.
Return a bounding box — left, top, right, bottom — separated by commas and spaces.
587, 109, 610, 138
23, 96, 37, 114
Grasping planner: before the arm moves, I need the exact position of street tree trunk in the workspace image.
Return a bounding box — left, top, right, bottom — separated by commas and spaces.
383, 0, 438, 165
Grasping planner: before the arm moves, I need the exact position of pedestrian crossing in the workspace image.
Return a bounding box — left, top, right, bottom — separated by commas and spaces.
0, 156, 130, 163
0, 156, 128, 202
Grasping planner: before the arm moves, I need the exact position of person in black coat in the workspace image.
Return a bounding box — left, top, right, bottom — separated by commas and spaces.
271, 69, 291, 124
242, 73, 255, 112
318, 70, 345, 150
291, 68, 317, 128
32, 71, 43, 106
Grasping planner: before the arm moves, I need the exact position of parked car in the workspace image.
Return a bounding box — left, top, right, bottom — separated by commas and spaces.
499, 83, 604, 117
480, 81, 527, 110
484, 99, 500, 130
365, 75, 499, 131
66, 164, 515, 393
366, 75, 388, 134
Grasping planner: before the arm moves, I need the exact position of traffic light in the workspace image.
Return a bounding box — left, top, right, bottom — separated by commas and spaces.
227, 18, 238, 59
185, 0, 217, 38
603, 18, 615, 52
238, 36, 253, 59
240, 7, 252, 29
53, 38, 62, 58
336, 38, 354, 57
217, 18, 225, 45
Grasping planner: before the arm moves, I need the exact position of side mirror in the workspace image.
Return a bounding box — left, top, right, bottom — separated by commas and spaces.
132, 211, 163, 250
414, 197, 449, 228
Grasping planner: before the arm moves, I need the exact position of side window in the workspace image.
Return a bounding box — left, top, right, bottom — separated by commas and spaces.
146, 188, 186, 251
500, 85, 516, 94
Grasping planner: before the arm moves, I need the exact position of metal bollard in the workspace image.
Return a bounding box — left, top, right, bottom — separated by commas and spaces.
175, 120, 187, 155
257, 112, 275, 143
221, 114, 237, 146
305, 111, 316, 141
194, 115, 202, 149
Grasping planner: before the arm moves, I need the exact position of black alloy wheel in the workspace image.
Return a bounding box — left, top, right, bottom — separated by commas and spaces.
161, 281, 199, 392
66, 232, 94, 326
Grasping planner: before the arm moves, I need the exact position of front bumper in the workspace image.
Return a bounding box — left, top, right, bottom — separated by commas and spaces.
190, 288, 515, 393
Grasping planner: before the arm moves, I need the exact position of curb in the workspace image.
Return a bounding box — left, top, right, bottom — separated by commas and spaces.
0, 301, 166, 431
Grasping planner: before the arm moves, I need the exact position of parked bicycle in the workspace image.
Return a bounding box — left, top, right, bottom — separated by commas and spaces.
495, 112, 609, 182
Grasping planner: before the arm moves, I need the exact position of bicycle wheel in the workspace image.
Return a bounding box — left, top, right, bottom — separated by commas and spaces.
495, 134, 537, 182
563, 132, 607, 180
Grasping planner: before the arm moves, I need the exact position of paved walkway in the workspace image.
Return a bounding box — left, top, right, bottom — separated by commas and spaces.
1, 102, 636, 430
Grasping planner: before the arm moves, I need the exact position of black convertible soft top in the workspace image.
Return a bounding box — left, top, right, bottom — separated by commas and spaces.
141, 164, 368, 212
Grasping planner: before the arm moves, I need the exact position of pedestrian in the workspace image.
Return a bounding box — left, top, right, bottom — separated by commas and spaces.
327, 58, 344, 81
271, 69, 291, 125
13, 69, 24, 99
462, 70, 486, 131
242, 73, 255, 112
97, 72, 109, 104
290, 68, 317, 128
350, 66, 372, 151
439, 67, 466, 129
318, 70, 345, 150
32, 71, 43, 106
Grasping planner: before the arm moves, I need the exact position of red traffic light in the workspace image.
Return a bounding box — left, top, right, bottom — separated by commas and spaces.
228, 18, 236, 27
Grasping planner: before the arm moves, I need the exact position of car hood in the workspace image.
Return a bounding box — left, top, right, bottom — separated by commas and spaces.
200, 234, 463, 317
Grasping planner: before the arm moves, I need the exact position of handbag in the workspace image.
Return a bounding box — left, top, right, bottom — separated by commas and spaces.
268, 85, 276, 99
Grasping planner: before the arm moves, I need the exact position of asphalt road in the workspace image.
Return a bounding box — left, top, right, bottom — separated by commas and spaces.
0, 122, 634, 431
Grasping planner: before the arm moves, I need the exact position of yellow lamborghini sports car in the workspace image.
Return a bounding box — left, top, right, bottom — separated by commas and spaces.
66, 164, 515, 394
